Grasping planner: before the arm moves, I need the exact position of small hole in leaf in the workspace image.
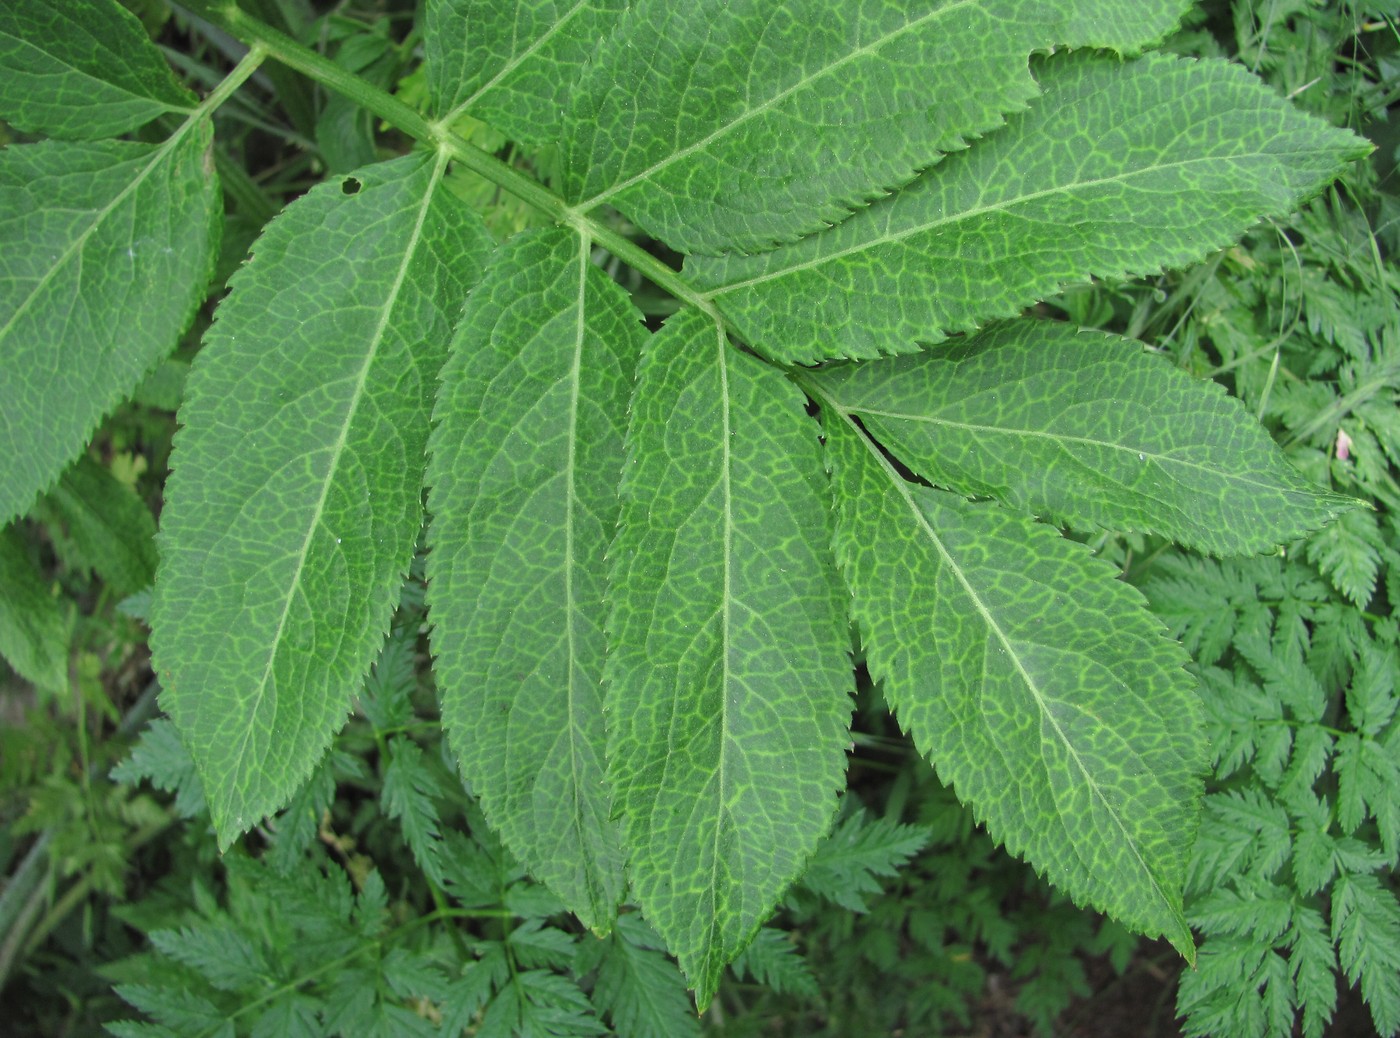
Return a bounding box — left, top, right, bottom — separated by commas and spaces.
341, 177, 362, 195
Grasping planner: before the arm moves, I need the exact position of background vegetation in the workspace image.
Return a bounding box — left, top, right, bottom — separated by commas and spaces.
1, 0, 1397, 1035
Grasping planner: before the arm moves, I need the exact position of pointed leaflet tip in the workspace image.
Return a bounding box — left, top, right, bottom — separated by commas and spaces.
152, 153, 494, 840
820, 411, 1205, 954
691, 51, 1371, 363
427, 227, 641, 933
812, 320, 1360, 556
605, 308, 852, 1003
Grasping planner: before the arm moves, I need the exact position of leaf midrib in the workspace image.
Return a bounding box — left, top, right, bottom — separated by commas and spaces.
574, 0, 977, 211
225, 155, 446, 825
834, 402, 1177, 920
700, 151, 1285, 297
703, 314, 735, 987
442, 0, 594, 126
0, 130, 192, 349
854, 406, 1299, 496
563, 231, 593, 915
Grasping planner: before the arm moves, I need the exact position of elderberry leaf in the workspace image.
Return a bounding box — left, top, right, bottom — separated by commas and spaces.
152, 154, 493, 845
0, 131, 220, 524
691, 51, 1370, 362
564, 0, 1189, 255
605, 307, 851, 1005
822, 413, 1202, 956
0, 0, 195, 140
813, 320, 1354, 555
427, 227, 642, 932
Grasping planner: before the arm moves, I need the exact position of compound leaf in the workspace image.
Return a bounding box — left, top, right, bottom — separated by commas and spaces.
0, 0, 195, 140
812, 320, 1353, 555
1305, 506, 1384, 606
427, 227, 642, 932
381, 737, 450, 889
151, 153, 493, 845
426, 0, 626, 146
796, 808, 930, 912
691, 51, 1370, 362
1333, 872, 1400, 1036
728, 927, 820, 1000
586, 915, 701, 1038
821, 411, 1202, 956
605, 307, 851, 1005
564, 0, 1189, 256
0, 131, 220, 524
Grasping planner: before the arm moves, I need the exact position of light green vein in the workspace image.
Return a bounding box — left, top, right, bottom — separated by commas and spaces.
573, 0, 976, 212
228, 152, 448, 814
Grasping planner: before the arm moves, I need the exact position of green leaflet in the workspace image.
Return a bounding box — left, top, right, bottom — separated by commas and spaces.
427, 227, 642, 932
0, 131, 220, 525
0, 0, 195, 140
605, 308, 851, 1005
820, 411, 1203, 956
0, 134, 218, 526
426, 0, 625, 146
581, 915, 702, 1038
151, 153, 494, 844
36, 454, 159, 595
691, 51, 1371, 363
812, 320, 1355, 555
563, 0, 1189, 256
0, 525, 70, 691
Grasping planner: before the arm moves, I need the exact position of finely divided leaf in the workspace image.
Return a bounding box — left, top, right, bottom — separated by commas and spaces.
111, 718, 207, 818
0, 0, 195, 140
152, 153, 493, 844
0, 131, 220, 524
564, 0, 1190, 256
796, 808, 930, 912
813, 320, 1353, 555
605, 308, 851, 1004
426, 0, 625, 146
427, 227, 641, 933
691, 51, 1371, 363
728, 927, 820, 999
821, 413, 1202, 955
587, 915, 701, 1038
1333, 872, 1400, 1036
381, 737, 450, 888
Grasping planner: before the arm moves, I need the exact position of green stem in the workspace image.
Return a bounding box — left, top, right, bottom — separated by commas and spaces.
193, 40, 269, 121
19, 818, 175, 960
183, 1, 724, 323
1281, 362, 1400, 449
193, 905, 509, 1038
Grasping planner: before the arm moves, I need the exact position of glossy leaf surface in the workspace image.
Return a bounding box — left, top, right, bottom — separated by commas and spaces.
152, 154, 494, 844
822, 412, 1203, 957
691, 52, 1371, 362
605, 308, 851, 1005
427, 228, 643, 932
813, 321, 1355, 554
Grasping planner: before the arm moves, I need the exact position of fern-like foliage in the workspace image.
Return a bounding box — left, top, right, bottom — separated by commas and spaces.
0, 0, 1373, 1010
1144, 545, 1400, 1037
